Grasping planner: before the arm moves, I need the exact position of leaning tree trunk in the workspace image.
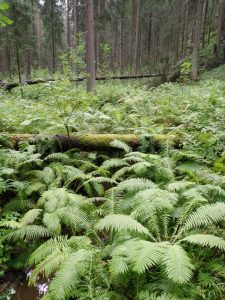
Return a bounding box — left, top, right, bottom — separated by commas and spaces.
85, 0, 96, 93
191, 0, 204, 80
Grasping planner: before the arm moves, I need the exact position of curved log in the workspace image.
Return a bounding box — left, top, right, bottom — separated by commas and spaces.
0, 133, 179, 151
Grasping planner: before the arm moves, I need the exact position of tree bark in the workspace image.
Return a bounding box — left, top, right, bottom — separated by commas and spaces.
51, 0, 56, 74
24, 49, 31, 80
85, 0, 96, 93
72, 0, 77, 50
132, 0, 140, 74
67, 0, 71, 49
216, 0, 225, 59
191, 0, 204, 80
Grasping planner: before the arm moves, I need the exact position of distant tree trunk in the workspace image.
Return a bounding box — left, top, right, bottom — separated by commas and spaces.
95, 0, 100, 72
51, 0, 56, 73
132, 0, 140, 74
215, 0, 225, 60
5, 47, 11, 75
34, 0, 42, 68
12, 1, 23, 97
201, 0, 208, 48
181, 0, 189, 57
85, 0, 96, 93
72, 0, 77, 50
67, 0, 71, 49
191, 0, 204, 80
24, 49, 31, 80
147, 12, 152, 63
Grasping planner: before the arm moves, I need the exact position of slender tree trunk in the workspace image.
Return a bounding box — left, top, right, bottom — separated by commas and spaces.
216, 0, 225, 59
85, 0, 96, 93
95, 0, 100, 72
34, 0, 42, 68
182, 0, 189, 57
132, 0, 140, 74
12, 1, 23, 97
5, 47, 11, 75
191, 0, 204, 80
67, 0, 71, 49
51, 0, 56, 73
24, 49, 31, 80
207, 0, 216, 45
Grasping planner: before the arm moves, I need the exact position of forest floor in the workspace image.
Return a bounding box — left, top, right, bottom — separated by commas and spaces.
1, 64, 225, 159
1, 65, 225, 300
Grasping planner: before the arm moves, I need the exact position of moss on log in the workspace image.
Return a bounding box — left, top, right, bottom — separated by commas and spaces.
0, 133, 179, 151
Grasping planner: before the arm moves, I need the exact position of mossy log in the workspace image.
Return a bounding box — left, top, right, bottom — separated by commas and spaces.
0, 133, 179, 151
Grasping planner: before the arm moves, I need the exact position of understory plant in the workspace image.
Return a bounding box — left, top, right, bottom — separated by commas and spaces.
0, 140, 225, 299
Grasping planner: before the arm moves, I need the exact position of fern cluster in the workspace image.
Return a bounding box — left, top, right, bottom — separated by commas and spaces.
0, 141, 225, 299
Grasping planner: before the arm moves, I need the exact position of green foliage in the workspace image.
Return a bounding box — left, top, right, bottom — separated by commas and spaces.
0, 139, 224, 299
0, 1, 12, 28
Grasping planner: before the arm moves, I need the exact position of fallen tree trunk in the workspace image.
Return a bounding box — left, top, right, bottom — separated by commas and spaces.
0, 133, 179, 151
0, 73, 164, 91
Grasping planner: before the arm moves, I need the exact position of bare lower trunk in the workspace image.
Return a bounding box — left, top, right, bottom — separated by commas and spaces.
85, 0, 96, 93
24, 49, 31, 80
191, 0, 204, 80
216, 0, 225, 59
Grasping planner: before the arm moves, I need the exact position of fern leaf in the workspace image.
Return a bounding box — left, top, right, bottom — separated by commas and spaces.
43, 213, 61, 235
162, 244, 194, 284
20, 209, 42, 226
101, 158, 129, 169
131, 240, 164, 273
4, 225, 52, 241
117, 178, 156, 192
29, 236, 69, 265
167, 181, 194, 192
110, 140, 132, 153
182, 202, 225, 231
96, 214, 150, 235
181, 234, 225, 250
48, 249, 92, 300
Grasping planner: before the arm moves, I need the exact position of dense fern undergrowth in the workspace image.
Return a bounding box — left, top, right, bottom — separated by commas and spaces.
0, 137, 225, 299
0, 66, 225, 299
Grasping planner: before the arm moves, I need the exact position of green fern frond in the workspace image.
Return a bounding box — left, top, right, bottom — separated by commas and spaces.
110, 140, 132, 153
4, 225, 52, 241
182, 202, 225, 232
101, 158, 129, 169
167, 181, 194, 192
47, 249, 92, 300
132, 189, 177, 220
56, 207, 91, 230
20, 209, 42, 226
29, 236, 69, 265
181, 234, 225, 250
26, 181, 46, 195
162, 244, 194, 284
123, 156, 145, 163
96, 214, 149, 235
29, 248, 70, 285
85, 176, 117, 185
112, 166, 130, 181
44, 153, 70, 162
116, 178, 156, 192
0, 220, 22, 229
43, 213, 62, 235
130, 240, 164, 273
